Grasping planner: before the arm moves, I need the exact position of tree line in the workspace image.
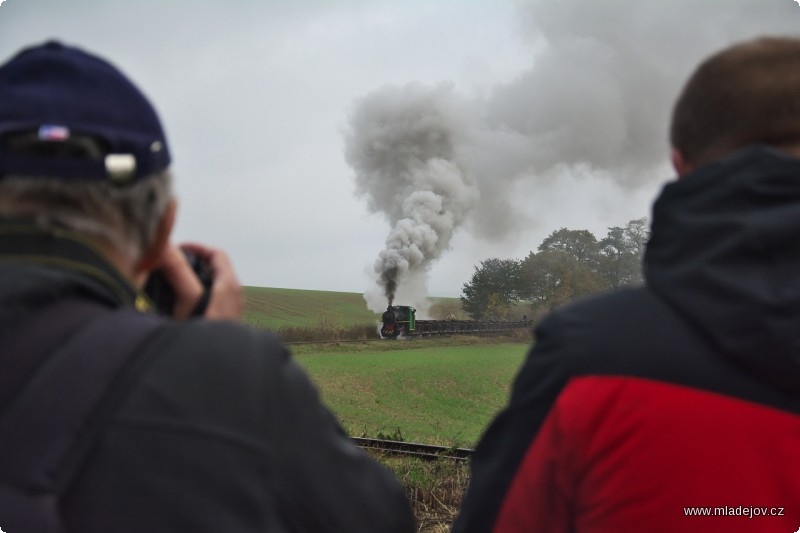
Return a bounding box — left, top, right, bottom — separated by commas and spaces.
460, 218, 649, 320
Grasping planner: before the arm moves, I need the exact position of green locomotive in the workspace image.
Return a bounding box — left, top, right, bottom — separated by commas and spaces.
380, 305, 416, 338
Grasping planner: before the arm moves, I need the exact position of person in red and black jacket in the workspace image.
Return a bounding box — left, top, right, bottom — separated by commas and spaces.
452, 36, 800, 533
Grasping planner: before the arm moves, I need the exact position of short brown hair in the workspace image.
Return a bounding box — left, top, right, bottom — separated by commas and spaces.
671, 36, 800, 167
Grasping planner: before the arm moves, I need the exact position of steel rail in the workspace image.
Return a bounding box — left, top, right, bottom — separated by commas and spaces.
351, 437, 474, 461
285, 328, 530, 345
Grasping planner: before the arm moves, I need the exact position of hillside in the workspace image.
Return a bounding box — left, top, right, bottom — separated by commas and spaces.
242, 287, 465, 329
242, 287, 380, 329
242, 286, 533, 331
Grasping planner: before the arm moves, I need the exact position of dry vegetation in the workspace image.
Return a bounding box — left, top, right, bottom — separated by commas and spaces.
372, 453, 471, 533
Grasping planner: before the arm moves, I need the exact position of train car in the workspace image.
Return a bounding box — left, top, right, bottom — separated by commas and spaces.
380, 305, 533, 339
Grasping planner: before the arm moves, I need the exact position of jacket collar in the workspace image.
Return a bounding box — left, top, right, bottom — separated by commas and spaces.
0, 219, 152, 312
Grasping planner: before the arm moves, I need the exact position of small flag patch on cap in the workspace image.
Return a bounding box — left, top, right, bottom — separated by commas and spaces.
38, 124, 70, 141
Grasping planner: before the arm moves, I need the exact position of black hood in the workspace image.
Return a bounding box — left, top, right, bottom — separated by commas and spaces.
646, 145, 800, 392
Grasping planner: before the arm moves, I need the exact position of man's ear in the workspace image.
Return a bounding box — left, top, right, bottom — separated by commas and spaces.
671, 148, 693, 178
136, 199, 177, 274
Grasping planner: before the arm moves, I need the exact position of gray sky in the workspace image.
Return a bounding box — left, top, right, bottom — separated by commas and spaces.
1, 0, 798, 302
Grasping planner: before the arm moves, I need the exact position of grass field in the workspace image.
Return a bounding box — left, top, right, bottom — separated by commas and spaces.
294, 338, 530, 447
243, 287, 534, 446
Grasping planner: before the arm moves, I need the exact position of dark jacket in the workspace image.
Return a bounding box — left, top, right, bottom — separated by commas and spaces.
453, 146, 800, 533
0, 223, 414, 533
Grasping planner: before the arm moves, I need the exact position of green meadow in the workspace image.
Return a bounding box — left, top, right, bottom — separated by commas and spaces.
242, 287, 534, 447
293, 339, 530, 447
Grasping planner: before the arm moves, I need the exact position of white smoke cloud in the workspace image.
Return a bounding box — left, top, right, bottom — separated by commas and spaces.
346, 0, 800, 312
344, 83, 479, 313
466, 0, 800, 238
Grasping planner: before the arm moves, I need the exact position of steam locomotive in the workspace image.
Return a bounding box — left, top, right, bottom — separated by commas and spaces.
380, 305, 533, 339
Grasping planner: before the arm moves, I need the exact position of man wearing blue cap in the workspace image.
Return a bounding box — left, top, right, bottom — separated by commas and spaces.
0, 42, 413, 532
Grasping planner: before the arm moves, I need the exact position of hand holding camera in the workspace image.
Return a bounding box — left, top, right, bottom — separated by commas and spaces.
145, 243, 243, 320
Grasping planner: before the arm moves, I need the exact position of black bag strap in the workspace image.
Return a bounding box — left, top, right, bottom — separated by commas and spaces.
0, 300, 169, 533
0, 300, 108, 415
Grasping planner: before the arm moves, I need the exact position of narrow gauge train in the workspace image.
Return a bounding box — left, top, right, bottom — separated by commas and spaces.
380, 305, 533, 339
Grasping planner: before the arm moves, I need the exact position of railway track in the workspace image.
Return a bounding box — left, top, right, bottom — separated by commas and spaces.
285, 338, 379, 346
285, 330, 528, 346
351, 437, 474, 462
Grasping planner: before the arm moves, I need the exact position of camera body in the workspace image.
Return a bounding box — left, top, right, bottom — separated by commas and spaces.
144, 251, 213, 315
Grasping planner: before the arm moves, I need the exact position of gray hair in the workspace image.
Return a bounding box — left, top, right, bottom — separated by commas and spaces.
0, 172, 173, 261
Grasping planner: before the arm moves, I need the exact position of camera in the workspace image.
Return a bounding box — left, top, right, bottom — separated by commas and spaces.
144, 251, 213, 316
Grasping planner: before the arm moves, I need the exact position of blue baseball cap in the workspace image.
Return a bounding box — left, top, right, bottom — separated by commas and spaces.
0, 41, 171, 184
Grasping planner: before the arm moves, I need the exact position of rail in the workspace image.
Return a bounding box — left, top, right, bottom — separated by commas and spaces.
351, 437, 474, 461
285, 338, 380, 346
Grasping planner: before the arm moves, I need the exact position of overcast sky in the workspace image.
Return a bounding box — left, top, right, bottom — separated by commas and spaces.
1, 0, 798, 303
